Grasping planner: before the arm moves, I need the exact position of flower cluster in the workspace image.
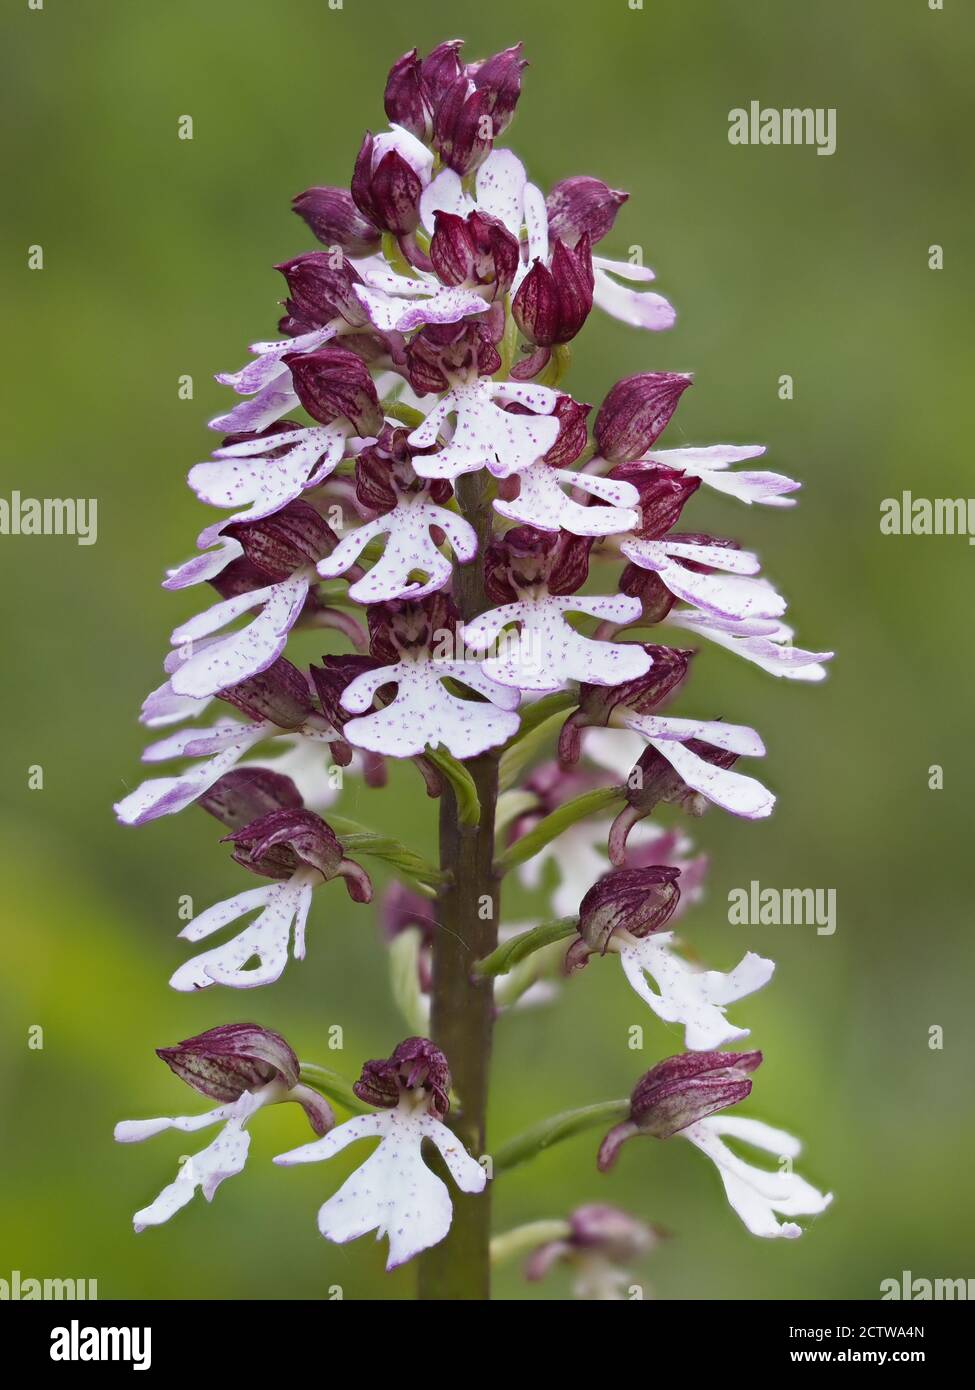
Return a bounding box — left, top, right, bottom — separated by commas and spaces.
115, 39, 832, 1295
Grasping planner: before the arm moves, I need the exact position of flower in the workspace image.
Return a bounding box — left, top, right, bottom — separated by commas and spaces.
525, 1204, 666, 1300
115, 1024, 332, 1232
339, 596, 520, 759
597, 1053, 832, 1239
274, 1038, 486, 1269
572, 868, 775, 1051
169, 781, 371, 992
611, 715, 775, 821
461, 527, 652, 692
316, 429, 478, 602
408, 377, 561, 480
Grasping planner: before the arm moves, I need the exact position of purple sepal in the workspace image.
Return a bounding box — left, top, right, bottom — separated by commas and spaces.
223, 810, 370, 900
224, 501, 337, 580
353, 1037, 451, 1118
429, 209, 519, 297
484, 525, 592, 603
292, 186, 380, 257
595, 372, 693, 464
216, 656, 314, 728
578, 866, 682, 952
156, 1023, 301, 1103
512, 235, 594, 347
610, 464, 700, 539
598, 1050, 761, 1168
546, 176, 629, 249
285, 345, 384, 435
198, 768, 304, 831
275, 253, 368, 331
352, 133, 423, 236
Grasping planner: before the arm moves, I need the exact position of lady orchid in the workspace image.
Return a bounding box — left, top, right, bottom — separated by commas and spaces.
115, 40, 832, 1300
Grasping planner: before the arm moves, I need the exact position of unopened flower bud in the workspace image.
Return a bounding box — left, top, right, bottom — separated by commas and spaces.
595, 372, 693, 463
546, 176, 628, 249
351, 131, 430, 236
430, 209, 520, 297
512, 236, 594, 348
610, 464, 700, 539
292, 186, 380, 257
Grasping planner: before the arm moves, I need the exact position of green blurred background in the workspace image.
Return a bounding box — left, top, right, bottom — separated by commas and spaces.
1, 0, 972, 1301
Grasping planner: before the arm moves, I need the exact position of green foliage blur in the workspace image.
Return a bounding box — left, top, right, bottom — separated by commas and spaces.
1, 0, 972, 1301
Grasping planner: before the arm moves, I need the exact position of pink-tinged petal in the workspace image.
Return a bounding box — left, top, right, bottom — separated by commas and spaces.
338, 663, 398, 715
640, 734, 774, 819
209, 381, 299, 435
512, 182, 550, 295
593, 254, 657, 285
190, 426, 346, 526
169, 576, 310, 699
626, 714, 765, 757
113, 724, 269, 826
406, 395, 451, 452
163, 536, 243, 591
641, 445, 800, 507
323, 502, 475, 604
373, 123, 435, 181
593, 258, 676, 331
115, 1106, 234, 1143
140, 679, 212, 728
433, 659, 522, 709
130, 1118, 253, 1231
644, 444, 765, 469
668, 610, 832, 680
141, 718, 257, 763
410, 381, 560, 480
619, 935, 774, 1051
275, 1111, 389, 1165
177, 885, 276, 944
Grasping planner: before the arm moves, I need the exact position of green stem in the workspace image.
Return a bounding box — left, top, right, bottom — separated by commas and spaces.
418, 470, 499, 1302
493, 1100, 630, 1175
